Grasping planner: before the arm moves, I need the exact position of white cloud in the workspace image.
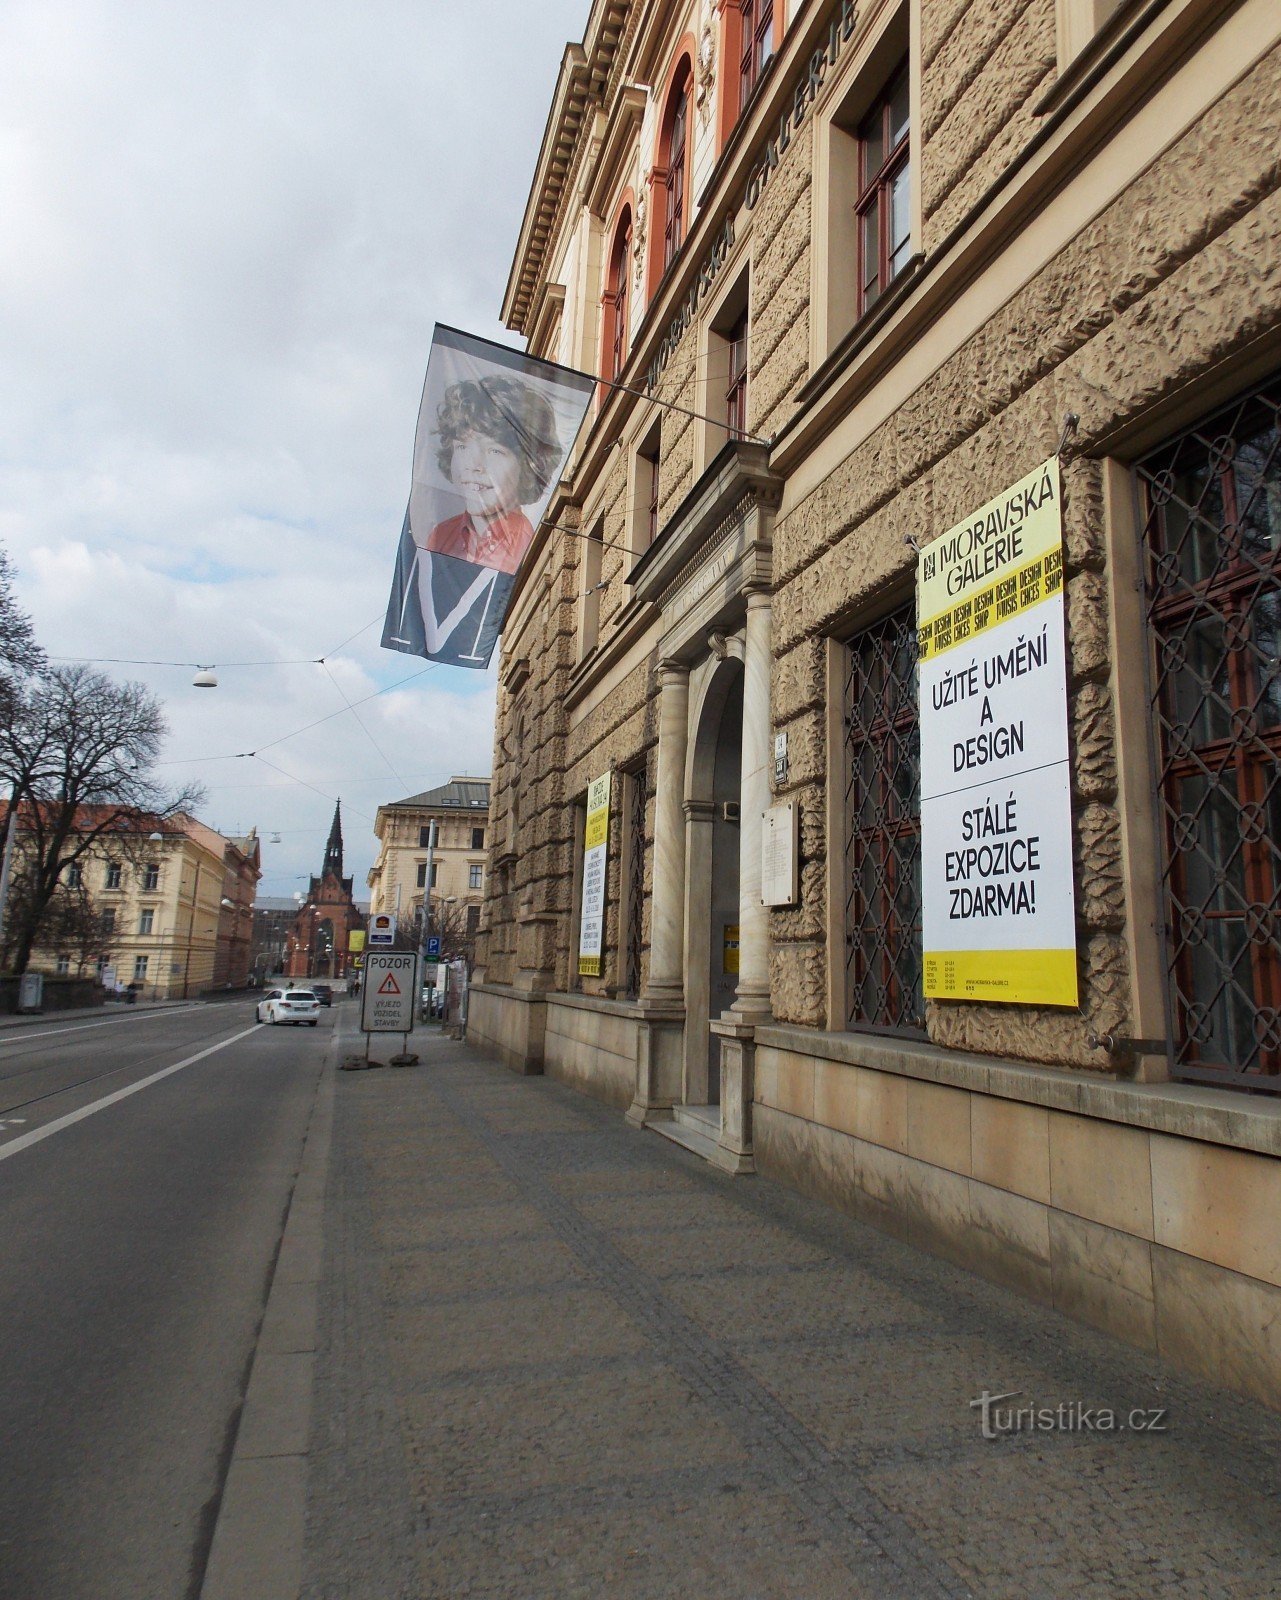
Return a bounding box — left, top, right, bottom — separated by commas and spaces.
1, 0, 586, 891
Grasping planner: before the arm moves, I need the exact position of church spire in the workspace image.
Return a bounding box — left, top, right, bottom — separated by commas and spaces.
323, 800, 344, 880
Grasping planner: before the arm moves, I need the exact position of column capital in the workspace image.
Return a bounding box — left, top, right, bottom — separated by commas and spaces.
743, 581, 773, 607
656, 656, 690, 684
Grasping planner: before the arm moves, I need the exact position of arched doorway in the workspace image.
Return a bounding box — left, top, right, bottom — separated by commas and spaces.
683, 656, 743, 1108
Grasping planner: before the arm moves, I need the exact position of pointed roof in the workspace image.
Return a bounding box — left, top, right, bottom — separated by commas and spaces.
323, 800, 344, 880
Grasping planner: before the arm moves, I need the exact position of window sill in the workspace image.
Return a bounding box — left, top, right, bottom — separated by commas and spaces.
1034, 0, 1173, 119
794, 253, 925, 410
756, 1021, 1281, 1157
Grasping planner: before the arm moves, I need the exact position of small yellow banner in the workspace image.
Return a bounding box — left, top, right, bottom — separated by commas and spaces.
722, 923, 739, 975
923, 948, 1078, 1007
348, 930, 366, 952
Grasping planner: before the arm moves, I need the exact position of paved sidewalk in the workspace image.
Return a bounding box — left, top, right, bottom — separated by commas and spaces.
227, 1026, 1281, 1598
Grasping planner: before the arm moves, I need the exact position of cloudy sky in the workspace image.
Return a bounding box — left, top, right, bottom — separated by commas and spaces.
0, 0, 588, 898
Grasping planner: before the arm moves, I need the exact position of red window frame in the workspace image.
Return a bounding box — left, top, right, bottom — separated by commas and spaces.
855, 65, 911, 318
663, 73, 690, 270
725, 312, 748, 442
738, 0, 775, 110
603, 210, 632, 384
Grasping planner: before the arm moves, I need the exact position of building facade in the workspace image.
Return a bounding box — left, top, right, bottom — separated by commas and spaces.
252, 897, 299, 982
213, 830, 261, 989
284, 803, 365, 982
368, 777, 491, 955
6, 808, 254, 997
469, 0, 1281, 1407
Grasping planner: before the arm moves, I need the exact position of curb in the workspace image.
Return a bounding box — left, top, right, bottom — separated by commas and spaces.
199, 1028, 339, 1600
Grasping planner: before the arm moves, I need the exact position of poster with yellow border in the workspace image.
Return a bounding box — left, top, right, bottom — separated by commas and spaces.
917, 458, 1078, 1007
577, 772, 611, 978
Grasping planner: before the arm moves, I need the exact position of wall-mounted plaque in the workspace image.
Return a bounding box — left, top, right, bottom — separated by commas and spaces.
761, 802, 799, 907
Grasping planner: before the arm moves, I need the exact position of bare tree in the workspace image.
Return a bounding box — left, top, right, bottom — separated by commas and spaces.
0, 547, 43, 709
3, 865, 118, 978
0, 665, 203, 975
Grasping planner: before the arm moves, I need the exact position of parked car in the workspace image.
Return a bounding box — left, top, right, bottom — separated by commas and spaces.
256, 989, 320, 1026
310, 983, 334, 1007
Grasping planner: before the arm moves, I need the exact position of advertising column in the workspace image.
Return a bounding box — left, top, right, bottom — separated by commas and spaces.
917, 458, 1078, 1007
577, 772, 611, 979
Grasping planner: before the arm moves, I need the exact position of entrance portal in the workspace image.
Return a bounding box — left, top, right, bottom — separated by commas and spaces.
683, 660, 742, 1108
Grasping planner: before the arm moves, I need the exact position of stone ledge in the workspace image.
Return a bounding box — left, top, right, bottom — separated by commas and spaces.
755, 1023, 1281, 1158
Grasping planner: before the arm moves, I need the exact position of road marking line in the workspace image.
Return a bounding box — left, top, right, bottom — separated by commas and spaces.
0, 1024, 263, 1163
0, 1005, 204, 1047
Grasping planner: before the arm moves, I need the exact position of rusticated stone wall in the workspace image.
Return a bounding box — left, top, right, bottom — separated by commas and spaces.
920, 0, 1056, 251
749, 119, 813, 442
768, 38, 1281, 1066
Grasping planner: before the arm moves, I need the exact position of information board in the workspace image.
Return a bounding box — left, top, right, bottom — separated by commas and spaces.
917, 457, 1077, 1007
360, 951, 418, 1032
367, 913, 396, 948
761, 802, 799, 907
577, 771, 611, 978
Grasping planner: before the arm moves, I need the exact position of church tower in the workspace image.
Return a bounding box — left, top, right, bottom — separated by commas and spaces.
323, 800, 344, 882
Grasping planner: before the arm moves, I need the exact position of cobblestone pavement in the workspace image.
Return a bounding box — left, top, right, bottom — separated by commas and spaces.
301, 1034, 1281, 1599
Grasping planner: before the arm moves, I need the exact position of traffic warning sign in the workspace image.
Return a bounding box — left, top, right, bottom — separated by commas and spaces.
360, 951, 417, 1033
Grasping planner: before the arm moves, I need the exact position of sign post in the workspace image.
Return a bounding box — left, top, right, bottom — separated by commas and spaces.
357, 949, 418, 1067
917, 457, 1077, 1007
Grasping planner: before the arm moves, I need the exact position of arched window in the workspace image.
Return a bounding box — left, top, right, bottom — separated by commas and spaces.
602, 206, 632, 384
660, 63, 692, 271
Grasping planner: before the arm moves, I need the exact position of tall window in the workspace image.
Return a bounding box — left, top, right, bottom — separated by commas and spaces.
469, 864, 484, 890
471, 827, 485, 850
844, 605, 923, 1031
662, 67, 691, 271
725, 312, 749, 441
739, 0, 775, 108
100, 909, 116, 934
418, 825, 433, 847
856, 65, 911, 317
133, 956, 149, 981
139, 910, 154, 936
143, 863, 159, 891
603, 208, 632, 384
66, 863, 82, 888
1138, 379, 1281, 1087
417, 862, 428, 888
105, 862, 122, 889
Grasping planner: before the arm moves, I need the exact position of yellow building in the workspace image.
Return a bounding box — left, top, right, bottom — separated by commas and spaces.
368, 778, 491, 954
17, 811, 255, 998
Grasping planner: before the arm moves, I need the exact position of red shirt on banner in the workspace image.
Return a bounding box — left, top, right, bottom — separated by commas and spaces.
422, 509, 533, 575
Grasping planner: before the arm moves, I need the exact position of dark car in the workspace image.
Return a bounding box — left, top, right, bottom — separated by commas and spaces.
311, 984, 334, 1007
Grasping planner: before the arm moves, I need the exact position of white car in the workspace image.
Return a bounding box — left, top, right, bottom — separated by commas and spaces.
256, 988, 321, 1026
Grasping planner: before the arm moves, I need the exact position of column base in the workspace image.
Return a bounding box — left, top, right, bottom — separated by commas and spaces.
709, 1014, 763, 1176
627, 1002, 686, 1126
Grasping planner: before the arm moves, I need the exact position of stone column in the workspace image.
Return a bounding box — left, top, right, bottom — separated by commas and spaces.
643, 659, 690, 1005
628, 658, 690, 1126
733, 586, 773, 1019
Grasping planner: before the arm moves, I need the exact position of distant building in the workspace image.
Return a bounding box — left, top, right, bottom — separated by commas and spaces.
251, 898, 298, 981
3, 806, 259, 996
284, 803, 365, 982
367, 777, 491, 956
213, 831, 261, 989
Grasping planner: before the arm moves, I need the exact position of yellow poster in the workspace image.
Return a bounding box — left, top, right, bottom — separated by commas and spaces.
578, 771, 611, 977
917, 458, 1078, 1007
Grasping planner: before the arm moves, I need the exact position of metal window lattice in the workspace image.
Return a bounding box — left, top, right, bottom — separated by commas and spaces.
623, 768, 647, 998
1139, 379, 1281, 1088
844, 606, 924, 1032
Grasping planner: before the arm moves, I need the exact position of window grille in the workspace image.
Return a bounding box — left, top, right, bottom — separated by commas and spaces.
844, 604, 923, 1031
1138, 379, 1281, 1088
856, 65, 911, 316
623, 766, 647, 998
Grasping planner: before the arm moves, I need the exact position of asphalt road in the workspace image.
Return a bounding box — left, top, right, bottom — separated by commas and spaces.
0, 997, 335, 1600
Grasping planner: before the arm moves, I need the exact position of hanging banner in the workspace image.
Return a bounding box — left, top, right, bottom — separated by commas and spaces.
383, 325, 595, 670
577, 772, 611, 978
917, 458, 1078, 1007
